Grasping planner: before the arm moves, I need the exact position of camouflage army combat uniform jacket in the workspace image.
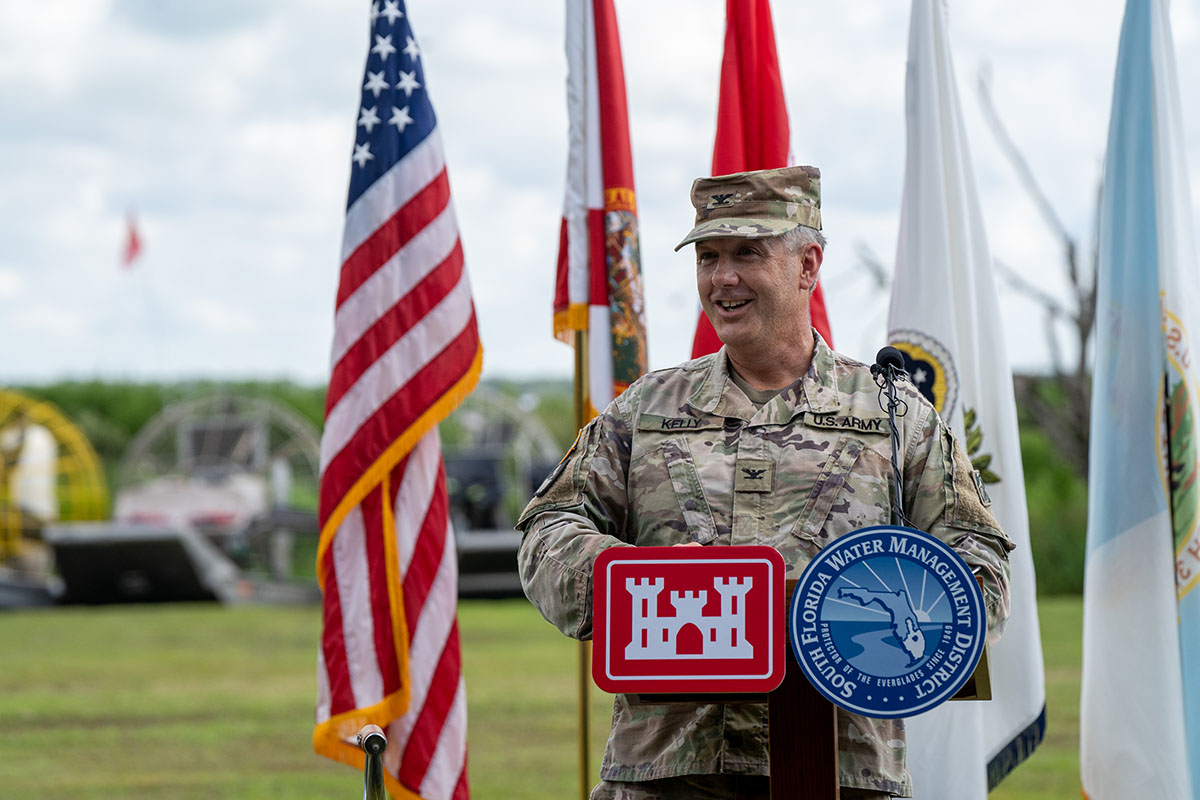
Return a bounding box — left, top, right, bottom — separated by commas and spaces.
516, 336, 1013, 796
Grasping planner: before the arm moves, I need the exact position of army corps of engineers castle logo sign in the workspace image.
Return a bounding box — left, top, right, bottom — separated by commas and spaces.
592, 546, 785, 694
789, 526, 985, 718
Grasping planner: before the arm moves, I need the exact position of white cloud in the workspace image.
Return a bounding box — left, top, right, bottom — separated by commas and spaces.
178, 297, 258, 335
0, 1, 109, 95
12, 303, 91, 339
1174, 0, 1200, 43
0, 269, 24, 300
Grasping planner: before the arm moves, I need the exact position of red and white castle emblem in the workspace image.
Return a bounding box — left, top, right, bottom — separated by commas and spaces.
592, 546, 785, 694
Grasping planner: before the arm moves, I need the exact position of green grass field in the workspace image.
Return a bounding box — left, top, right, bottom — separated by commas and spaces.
0, 597, 1081, 799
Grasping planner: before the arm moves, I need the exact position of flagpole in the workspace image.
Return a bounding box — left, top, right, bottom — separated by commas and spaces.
574, 328, 592, 800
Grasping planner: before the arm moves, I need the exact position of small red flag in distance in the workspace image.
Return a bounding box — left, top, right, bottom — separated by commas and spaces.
122, 214, 142, 267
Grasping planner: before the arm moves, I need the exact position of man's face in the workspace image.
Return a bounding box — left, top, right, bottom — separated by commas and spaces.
695, 235, 819, 357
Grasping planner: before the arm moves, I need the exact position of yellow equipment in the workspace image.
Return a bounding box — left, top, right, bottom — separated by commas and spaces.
0, 389, 108, 561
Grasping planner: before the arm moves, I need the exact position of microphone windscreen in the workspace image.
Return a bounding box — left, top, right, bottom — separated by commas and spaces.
875, 346, 906, 371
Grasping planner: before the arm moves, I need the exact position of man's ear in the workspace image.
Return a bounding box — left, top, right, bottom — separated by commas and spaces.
799, 242, 823, 291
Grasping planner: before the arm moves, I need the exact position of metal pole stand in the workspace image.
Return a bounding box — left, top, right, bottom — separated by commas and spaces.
358, 724, 387, 800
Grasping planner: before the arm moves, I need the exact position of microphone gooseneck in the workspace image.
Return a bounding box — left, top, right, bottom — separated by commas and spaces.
872, 347, 913, 527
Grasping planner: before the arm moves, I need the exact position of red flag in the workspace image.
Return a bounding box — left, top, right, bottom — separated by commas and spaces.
314, 4, 479, 799
555, 0, 649, 419
122, 214, 142, 267
690, 0, 834, 358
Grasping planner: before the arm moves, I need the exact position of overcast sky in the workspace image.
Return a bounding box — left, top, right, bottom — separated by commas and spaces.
3, 0, 1199, 385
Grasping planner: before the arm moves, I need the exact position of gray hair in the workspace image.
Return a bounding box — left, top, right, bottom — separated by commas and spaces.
777, 224, 826, 252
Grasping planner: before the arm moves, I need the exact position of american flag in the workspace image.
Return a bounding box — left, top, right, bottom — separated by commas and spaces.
314, 3, 479, 799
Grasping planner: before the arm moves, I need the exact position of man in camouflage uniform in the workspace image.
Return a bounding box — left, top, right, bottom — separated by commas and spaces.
517, 166, 1013, 799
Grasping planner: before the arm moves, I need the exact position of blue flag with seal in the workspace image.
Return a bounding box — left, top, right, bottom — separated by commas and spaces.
1080, 0, 1200, 797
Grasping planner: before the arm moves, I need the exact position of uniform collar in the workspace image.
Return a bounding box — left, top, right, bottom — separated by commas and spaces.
804, 331, 841, 414
686, 330, 841, 421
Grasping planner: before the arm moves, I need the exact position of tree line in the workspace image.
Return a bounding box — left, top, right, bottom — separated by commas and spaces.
12, 376, 1085, 594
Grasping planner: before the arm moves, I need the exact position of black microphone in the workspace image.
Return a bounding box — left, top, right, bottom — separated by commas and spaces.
875, 346, 906, 373
871, 346, 908, 383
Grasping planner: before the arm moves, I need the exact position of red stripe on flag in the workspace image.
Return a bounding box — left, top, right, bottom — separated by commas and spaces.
359, 483, 402, 698
320, 546, 357, 717
400, 463, 450, 640
452, 766, 469, 800
327, 239, 465, 410
336, 169, 451, 310
397, 623, 463, 788
588, 208, 606, 306
553, 217, 570, 316
319, 318, 480, 522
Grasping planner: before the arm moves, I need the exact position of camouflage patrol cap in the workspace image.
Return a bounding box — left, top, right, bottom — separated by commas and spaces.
674, 165, 822, 251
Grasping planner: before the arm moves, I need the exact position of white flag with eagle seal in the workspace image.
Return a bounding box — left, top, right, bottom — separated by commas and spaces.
887, 0, 1045, 796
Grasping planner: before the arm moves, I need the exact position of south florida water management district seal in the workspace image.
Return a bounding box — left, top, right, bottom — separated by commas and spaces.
788, 525, 985, 719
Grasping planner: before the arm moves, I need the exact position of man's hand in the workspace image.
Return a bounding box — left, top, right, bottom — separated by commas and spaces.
672, 542, 703, 547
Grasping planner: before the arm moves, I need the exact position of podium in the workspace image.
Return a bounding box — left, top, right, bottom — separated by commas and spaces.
594, 540, 990, 799
595, 548, 833, 798
623, 577, 837, 799
769, 580, 839, 798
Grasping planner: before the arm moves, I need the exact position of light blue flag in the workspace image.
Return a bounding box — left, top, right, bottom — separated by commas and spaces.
1080, 0, 1199, 797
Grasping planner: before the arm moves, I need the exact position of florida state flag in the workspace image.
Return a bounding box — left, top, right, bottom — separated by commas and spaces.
554, 0, 649, 418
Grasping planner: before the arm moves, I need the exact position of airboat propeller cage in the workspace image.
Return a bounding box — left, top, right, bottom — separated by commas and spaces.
47, 392, 324, 605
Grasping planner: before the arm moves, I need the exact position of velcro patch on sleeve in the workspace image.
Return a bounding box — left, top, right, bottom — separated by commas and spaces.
972, 469, 992, 508
534, 429, 584, 499
948, 431, 1002, 534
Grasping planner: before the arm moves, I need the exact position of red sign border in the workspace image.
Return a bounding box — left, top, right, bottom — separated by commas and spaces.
592, 545, 786, 694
